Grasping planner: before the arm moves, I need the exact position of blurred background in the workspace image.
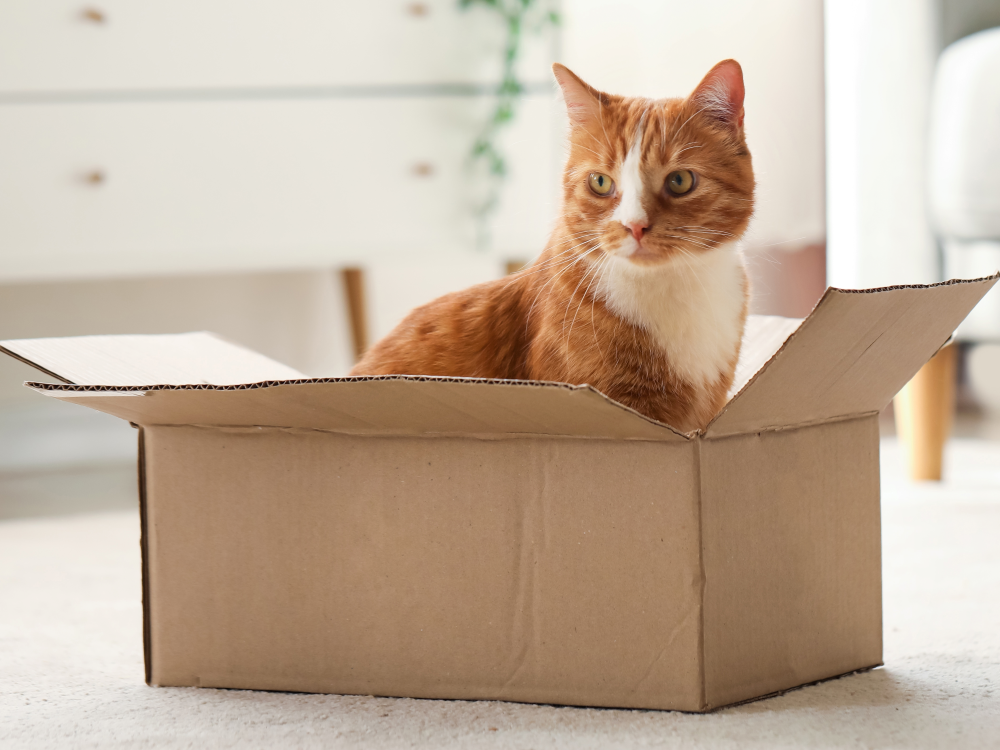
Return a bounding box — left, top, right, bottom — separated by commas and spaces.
1, 0, 999, 516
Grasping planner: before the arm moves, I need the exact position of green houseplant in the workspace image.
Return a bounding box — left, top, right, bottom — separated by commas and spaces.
459, 0, 560, 249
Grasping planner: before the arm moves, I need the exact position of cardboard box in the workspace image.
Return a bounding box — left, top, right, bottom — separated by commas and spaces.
2, 276, 996, 712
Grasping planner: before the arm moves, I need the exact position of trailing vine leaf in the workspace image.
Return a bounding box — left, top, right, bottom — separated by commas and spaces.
459, 0, 560, 250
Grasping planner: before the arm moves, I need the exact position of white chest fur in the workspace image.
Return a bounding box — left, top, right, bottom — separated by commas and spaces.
597, 244, 747, 387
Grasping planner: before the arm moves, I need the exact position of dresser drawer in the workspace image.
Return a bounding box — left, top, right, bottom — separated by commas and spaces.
0, 97, 558, 281
0, 0, 554, 93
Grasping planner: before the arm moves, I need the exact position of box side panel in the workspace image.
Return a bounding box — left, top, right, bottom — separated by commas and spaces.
700, 416, 882, 708
143, 427, 704, 711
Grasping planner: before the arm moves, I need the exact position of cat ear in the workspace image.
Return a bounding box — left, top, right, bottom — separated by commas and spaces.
690, 59, 745, 129
552, 63, 602, 127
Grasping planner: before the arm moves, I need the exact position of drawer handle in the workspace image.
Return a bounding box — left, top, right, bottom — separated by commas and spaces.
412, 162, 435, 177
406, 3, 429, 17
80, 7, 107, 24
82, 170, 106, 186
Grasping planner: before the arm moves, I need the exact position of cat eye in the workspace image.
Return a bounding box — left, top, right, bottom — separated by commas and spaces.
588, 172, 615, 196
666, 170, 696, 195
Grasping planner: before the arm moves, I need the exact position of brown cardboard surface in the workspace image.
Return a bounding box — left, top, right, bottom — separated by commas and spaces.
144, 425, 705, 710
708, 276, 999, 437
0, 331, 304, 386
3, 278, 994, 711
699, 416, 883, 708
28, 378, 687, 441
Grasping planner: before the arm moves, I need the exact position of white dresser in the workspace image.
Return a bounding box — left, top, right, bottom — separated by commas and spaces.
0, 1, 560, 283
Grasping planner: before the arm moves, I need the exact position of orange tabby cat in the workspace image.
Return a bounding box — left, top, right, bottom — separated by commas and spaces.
352, 60, 754, 433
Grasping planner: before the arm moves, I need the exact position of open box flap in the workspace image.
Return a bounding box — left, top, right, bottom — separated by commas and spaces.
0, 332, 305, 386
5, 273, 994, 441
727, 315, 804, 399
23, 377, 688, 441
0, 316, 800, 441
706, 274, 1000, 438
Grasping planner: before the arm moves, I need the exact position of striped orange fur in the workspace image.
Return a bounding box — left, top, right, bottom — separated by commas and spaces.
352, 60, 755, 433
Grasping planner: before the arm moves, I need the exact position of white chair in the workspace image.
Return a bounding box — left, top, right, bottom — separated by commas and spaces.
900, 26, 1000, 480
929, 26, 1000, 344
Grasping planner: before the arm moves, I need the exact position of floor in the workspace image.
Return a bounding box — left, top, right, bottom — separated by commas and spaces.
1, 406, 999, 748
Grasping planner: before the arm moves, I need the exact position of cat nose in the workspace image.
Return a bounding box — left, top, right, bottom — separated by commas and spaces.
623, 220, 649, 242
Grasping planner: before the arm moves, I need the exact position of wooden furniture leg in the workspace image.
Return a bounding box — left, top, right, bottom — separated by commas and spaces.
505, 259, 528, 275
893, 343, 957, 481
340, 267, 368, 363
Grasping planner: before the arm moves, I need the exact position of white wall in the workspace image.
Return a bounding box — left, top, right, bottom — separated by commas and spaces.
560, 0, 827, 252
824, 0, 941, 289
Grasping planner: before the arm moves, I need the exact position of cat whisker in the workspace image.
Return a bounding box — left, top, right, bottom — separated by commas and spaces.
561, 250, 605, 338
500, 245, 603, 291
567, 253, 609, 349
527, 248, 601, 329
663, 235, 718, 251
560, 248, 605, 329
571, 142, 609, 162
596, 94, 615, 155
744, 236, 809, 250
505, 252, 593, 289
528, 232, 604, 263
675, 226, 736, 237
525, 242, 605, 328
673, 142, 704, 157
680, 234, 732, 243
590, 255, 615, 366
530, 240, 599, 263
548, 230, 605, 245
523, 234, 605, 271
676, 231, 725, 243
673, 235, 730, 248
674, 232, 732, 243
578, 123, 611, 153
747, 252, 785, 268
670, 105, 712, 141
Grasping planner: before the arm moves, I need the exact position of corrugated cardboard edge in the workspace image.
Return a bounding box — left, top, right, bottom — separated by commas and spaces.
137, 427, 152, 686
23, 375, 692, 441
0, 344, 73, 384
694, 437, 708, 711
25, 373, 606, 393
702, 274, 1000, 436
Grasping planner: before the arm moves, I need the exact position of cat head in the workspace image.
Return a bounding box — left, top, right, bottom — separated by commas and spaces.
552, 60, 755, 267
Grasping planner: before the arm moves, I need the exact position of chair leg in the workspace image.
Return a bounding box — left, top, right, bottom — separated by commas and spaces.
894, 343, 957, 481
340, 267, 368, 363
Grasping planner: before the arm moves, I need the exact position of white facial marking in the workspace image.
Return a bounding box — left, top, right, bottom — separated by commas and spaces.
597, 243, 747, 389
611, 126, 648, 245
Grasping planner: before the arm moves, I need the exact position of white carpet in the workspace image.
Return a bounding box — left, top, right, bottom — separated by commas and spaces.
1, 438, 998, 749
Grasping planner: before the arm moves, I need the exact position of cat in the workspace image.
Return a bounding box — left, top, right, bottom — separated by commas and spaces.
351, 60, 755, 433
